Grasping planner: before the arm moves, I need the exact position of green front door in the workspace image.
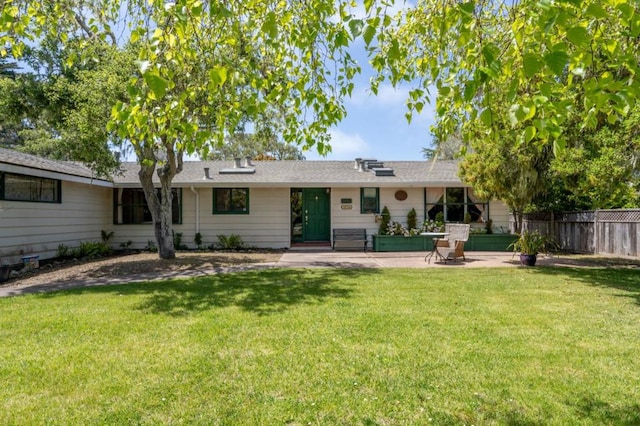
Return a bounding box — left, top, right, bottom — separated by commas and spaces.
302, 188, 330, 241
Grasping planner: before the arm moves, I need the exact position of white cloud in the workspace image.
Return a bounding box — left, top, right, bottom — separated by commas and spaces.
304, 129, 370, 160
348, 83, 410, 107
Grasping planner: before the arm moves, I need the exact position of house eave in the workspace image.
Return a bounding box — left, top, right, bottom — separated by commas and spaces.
0, 163, 113, 187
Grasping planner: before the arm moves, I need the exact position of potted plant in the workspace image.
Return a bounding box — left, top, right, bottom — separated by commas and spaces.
509, 230, 553, 266
0, 260, 11, 283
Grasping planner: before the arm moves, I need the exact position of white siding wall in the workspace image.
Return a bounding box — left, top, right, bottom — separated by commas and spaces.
200, 187, 290, 249
111, 187, 291, 249
0, 181, 112, 263
110, 188, 199, 250
379, 187, 425, 226
330, 187, 425, 246
107, 185, 514, 251
488, 200, 511, 233
330, 188, 378, 238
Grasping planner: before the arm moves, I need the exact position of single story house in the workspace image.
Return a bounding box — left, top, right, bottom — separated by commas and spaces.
1, 148, 511, 263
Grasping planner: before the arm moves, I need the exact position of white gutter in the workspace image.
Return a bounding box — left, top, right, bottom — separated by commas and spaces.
190, 185, 200, 233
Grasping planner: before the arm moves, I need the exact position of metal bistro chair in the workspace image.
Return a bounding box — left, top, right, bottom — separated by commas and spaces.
434, 224, 470, 263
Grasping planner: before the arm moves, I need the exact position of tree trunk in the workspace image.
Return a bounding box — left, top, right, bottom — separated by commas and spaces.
512, 209, 523, 234
139, 162, 176, 259
137, 143, 183, 260
155, 178, 176, 259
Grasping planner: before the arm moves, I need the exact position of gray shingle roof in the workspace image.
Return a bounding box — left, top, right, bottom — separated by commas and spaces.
114, 159, 463, 187
0, 147, 107, 181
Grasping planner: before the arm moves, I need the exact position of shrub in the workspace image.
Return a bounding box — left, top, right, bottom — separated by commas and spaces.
56, 244, 71, 259
100, 230, 114, 243
485, 218, 493, 234
509, 230, 556, 255
194, 232, 203, 248
172, 231, 188, 250
145, 240, 158, 253
378, 206, 391, 235
407, 208, 418, 231
73, 241, 112, 259
217, 234, 245, 250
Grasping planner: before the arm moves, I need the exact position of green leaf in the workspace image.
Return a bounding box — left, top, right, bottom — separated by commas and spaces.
364, 0, 374, 14
553, 138, 566, 157
480, 108, 493, 126
405, 111, 412, 124
463, 80, 478, 102
523, 105, 535, 121
586, 3, 607, 19
388, 40, 401, 61
210, 4, 233, 18
524, 126, 537, 142
566, 26, 589, 47
262, 12, 277, 39
209, 66, 228, 87
191, 2, 203, 17
481, 43, 499, 64
459, 1, 475, 16
143, 72, 169, 99
522, 53, 542, 78
508, 104, 521, 126
544, 51, 569, 77
478, 67, 497, 80
348, 19, 363, 38
363, 25, 376, 46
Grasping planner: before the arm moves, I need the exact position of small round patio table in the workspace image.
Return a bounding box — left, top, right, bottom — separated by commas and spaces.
420, 232, 450, 263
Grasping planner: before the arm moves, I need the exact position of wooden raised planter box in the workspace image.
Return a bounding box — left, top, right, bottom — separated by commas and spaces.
372, 234, 517, 252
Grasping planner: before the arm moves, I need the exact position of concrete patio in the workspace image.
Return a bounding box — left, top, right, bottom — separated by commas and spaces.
277, 249, 524, 269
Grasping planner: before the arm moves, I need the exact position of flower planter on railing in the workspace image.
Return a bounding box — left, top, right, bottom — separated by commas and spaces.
372, 234, 517, 252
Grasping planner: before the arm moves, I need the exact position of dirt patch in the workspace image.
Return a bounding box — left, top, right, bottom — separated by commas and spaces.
2, 250, 283, 290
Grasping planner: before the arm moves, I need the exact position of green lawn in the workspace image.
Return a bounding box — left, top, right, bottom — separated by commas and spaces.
1, 267, 640, 424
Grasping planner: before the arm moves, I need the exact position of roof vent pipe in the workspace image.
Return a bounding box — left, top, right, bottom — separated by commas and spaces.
354, 158, 362, 169
203, 167, 212, 180
233, 158, 242, 168
358, 161, 365, 172
244, 156, 253, 167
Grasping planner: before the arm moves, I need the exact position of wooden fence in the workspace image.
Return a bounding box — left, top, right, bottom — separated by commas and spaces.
511, 209, 640, 257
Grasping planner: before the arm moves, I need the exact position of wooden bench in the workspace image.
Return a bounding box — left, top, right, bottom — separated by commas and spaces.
332, 228, 367, 251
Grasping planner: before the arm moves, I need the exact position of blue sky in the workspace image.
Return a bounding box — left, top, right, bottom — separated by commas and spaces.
305, 1, 434, 161
305, 45, 436, 161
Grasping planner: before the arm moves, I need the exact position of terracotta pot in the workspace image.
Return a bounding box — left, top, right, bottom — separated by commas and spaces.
519, 254, 537, 266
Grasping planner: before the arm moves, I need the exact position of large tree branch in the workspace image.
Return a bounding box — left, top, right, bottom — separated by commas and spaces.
74, 12, 117, 45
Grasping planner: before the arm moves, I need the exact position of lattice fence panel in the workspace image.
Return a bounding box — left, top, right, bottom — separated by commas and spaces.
597, 209, 640, 223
